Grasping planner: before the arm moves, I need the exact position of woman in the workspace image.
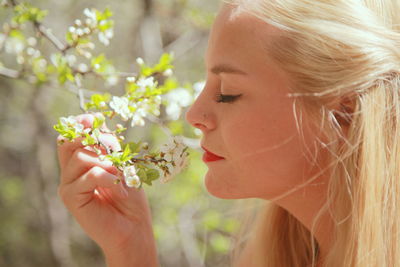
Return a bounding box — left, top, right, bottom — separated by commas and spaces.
57, 0, 400, 266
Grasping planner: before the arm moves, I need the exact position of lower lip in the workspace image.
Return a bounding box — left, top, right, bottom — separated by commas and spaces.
202, 151, 225, 162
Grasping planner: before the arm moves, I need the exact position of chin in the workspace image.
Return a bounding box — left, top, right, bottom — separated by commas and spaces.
204, 172, 247, 199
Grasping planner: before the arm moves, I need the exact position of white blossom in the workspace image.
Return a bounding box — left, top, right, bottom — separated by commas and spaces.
5, 38, 24, 54
137, 76, 156, 89
75, 19, 82, 26
68, 26, 76, 33
123, 166, 141, 188
126, 76, 136, 83
136, 57, 144, 65
106, 75, 119, 86
66, 55, 77, 66
165, 103, 180, 121
60, 116, 85, 134
130, 114, 145, 127
84, 8, 97, 21
193, 81, 205, 99
27, 37, 37, 46
83, 27, 91, 34
26, 47, 35, 56
109, 96, 132, 121
85, 18, 96, 27
98, 32, 109, 46
82, 51, 92, 59
77, 63, 89, 72
163, 68, 173, 77
194, 128, 203, 136
163, 88, 193, 120
76, 28, 84, 36
98, 28, 113, 46
159, 136, 189, 183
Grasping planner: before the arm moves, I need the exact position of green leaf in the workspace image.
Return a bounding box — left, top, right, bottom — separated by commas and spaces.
13, 3, 48, 24
93, 116, 105, 129
121, 144, 131, 161
81, 133, 97, 146
128, 141, 142, 154
146, 169, 160, 181
137, 168, 147, 181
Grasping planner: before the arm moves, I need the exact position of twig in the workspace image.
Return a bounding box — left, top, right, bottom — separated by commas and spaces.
0, 66, 21, 78
115, 71, 138, 78
33, 22, 70, 53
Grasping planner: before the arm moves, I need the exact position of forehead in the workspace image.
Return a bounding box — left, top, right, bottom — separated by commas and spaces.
206, 4, 280, 69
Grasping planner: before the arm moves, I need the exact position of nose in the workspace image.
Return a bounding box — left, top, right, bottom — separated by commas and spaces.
185, 89, 216, 133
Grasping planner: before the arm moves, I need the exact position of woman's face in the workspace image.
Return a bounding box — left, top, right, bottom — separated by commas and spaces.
186, 4, 327, 200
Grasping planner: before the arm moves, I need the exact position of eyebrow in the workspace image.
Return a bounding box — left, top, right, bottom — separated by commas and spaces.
210, 64, 247, 75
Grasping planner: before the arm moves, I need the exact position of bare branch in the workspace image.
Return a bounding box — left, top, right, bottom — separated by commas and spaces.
0, 66, 21, 78
33, 22, 70, 53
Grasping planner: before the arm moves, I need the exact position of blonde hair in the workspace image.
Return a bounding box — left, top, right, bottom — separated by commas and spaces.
226, 0, 400, 266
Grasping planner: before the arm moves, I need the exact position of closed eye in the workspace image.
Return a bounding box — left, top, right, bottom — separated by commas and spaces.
216, 93, 242, 103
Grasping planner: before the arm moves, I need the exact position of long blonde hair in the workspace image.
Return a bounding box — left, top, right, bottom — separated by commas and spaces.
226, 1, 400, 266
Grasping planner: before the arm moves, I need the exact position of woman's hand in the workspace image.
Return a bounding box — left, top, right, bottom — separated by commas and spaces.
56, 113, 158, 266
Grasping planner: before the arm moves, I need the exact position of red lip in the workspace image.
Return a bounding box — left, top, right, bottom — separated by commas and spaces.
202, 146, 225, 162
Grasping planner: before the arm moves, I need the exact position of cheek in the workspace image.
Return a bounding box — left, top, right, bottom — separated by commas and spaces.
221, 107, 314, 198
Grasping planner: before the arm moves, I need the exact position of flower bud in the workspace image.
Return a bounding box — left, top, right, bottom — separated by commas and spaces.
136, 57, 144, 65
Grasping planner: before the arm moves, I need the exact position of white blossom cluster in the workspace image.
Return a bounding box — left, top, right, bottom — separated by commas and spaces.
1, 31, 43, 66
109, 95, 161, 127
84, 8, 114, 46
123, 165, 141, 188
159, 136, 189, 183
136, 76, 156, 92
163, 88, 193, 120
60, 116, 85, 134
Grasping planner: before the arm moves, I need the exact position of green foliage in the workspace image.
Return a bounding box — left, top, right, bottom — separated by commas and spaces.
85, 93, 111, 110
91, 53, 114, 75
210, 233, 230, 254
49, 53, 75, 84
53, 118, 79, 141
96, 8, 114, 31
13, 3, 48, 24
138, 53, 174, 77
9, 28, 25, 40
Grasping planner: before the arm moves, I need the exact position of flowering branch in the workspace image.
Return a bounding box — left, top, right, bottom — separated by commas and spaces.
1, 1, 198, 188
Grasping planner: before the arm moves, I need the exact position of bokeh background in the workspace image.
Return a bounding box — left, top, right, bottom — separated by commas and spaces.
0, 0, 246, 266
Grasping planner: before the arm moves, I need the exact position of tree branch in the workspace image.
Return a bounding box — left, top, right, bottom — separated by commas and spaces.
33, 22, 70, 53
0, 66, 21, 78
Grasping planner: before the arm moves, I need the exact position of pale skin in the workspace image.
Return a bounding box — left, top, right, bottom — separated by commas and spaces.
57, 3, 338, 266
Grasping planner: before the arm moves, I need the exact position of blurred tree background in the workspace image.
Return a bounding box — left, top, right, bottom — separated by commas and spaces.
0, 0, 243, 266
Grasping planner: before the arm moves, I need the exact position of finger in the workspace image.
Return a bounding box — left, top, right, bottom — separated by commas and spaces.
76, 113, 108, 130
59, 166, 127, 209
57, 136, 86, 170
61, 148, 118, 185
98, 133, 121, 152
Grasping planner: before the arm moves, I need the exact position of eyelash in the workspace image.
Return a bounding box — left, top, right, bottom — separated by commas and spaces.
216, 93, 242, 103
